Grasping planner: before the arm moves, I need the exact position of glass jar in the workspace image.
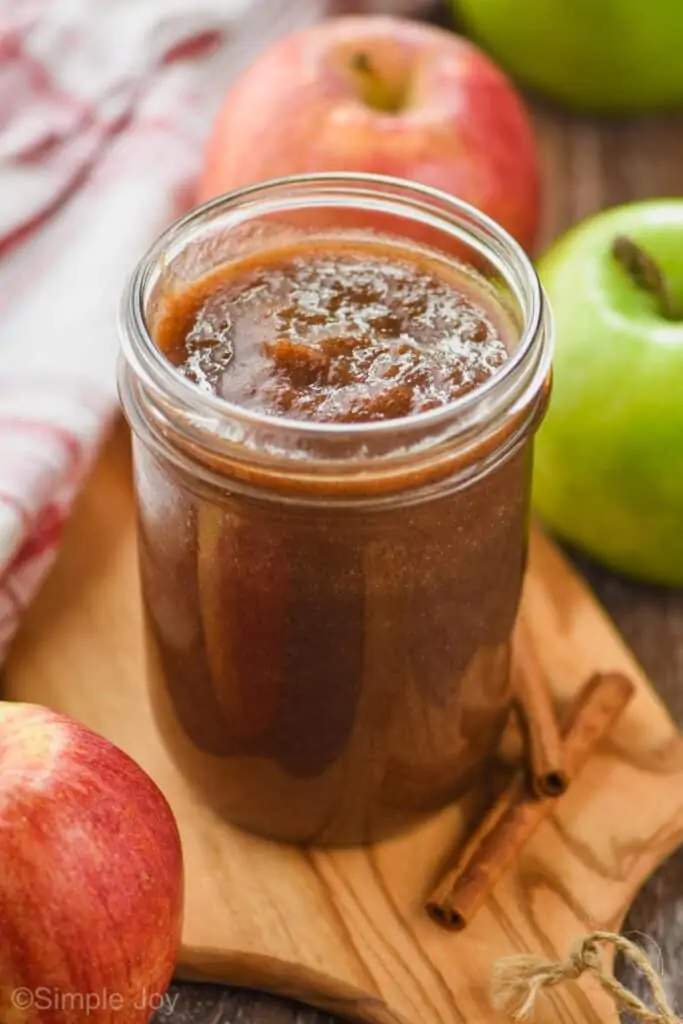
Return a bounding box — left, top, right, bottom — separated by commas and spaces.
119, 174, 552, 846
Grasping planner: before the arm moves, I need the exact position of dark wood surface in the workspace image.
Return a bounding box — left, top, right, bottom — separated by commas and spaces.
162, 6, 683, 1022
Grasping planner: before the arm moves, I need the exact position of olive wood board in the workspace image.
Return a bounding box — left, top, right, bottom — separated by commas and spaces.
5, 422, 683, 1024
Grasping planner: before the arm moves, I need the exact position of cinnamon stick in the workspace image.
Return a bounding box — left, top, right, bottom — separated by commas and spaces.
513, 617, 567, 797
426, 672, 634, 931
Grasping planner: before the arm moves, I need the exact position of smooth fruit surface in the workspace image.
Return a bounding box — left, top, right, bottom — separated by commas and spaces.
199, 16, 540, 250
533, 200, 683, 585
454, 0, 683, 113
0, 702, 183, 1023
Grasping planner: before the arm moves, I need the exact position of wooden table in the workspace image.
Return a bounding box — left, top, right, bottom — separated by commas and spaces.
157, 11, 683, 1022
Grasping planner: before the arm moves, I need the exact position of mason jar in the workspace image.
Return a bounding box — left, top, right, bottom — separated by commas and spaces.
119, 173, 552, 845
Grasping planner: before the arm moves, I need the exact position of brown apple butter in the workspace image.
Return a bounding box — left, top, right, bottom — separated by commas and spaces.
120, 176, 551, 847
156, 242, 511, 423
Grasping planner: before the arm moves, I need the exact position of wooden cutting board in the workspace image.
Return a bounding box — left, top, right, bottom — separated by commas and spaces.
4, 420, 683, 1024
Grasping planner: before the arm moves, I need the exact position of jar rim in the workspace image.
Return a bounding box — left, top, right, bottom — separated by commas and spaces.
120, 172, 550, 459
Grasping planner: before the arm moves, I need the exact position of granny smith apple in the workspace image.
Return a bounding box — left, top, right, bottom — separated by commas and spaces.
453, 0, 683, 113
533, 200, 683, 586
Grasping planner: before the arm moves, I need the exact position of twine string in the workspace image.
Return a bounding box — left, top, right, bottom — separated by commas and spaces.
491, 930, 681, 1022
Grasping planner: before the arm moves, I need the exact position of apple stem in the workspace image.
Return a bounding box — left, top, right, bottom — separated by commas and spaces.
349, 52, 405, 113
351, 52, 374, 76
612, 235, 680, 321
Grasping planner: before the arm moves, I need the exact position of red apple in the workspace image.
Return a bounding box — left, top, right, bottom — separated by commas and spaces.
0, 702, 183, 1023
199, 17, 541, 251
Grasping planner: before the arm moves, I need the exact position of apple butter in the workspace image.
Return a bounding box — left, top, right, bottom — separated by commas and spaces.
156, 242, 511, 422
120, 175, 552, 845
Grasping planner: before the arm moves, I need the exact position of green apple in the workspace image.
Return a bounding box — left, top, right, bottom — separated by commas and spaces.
533, 200, 683, 585
453, 0, 683, 113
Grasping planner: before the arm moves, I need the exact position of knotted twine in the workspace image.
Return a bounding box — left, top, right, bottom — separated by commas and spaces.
491, 930, 681, 1023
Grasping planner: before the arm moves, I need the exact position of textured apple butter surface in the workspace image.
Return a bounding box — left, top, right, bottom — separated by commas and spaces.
157, 242, 510, 423
139, 237, 531, 844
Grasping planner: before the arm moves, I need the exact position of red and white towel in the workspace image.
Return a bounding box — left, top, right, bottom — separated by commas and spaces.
0, 0, 432, 658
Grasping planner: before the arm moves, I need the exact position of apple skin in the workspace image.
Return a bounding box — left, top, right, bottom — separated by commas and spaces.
198, 17, 540, 251
453, 0, 683, 113
0, 702, 183, 1024
533, 200, 683, 586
